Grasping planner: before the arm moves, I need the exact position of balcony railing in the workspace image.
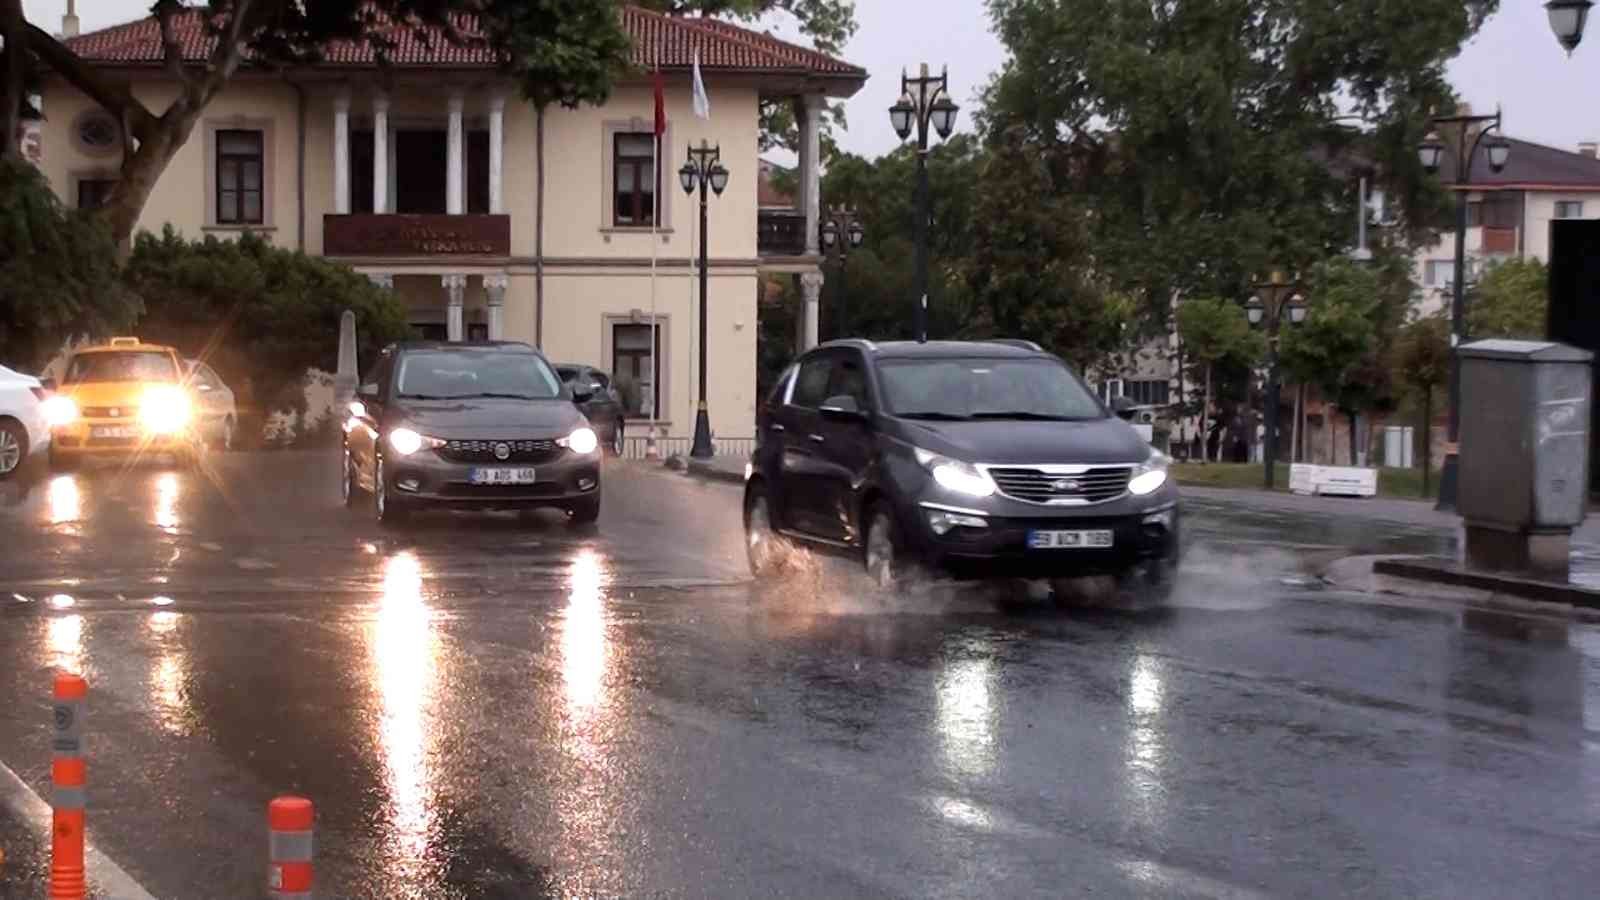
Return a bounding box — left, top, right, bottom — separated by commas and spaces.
758, 209, 808, 257
324, 214, 511, 257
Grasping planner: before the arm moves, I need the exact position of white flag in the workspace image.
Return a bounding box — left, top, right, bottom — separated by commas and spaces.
692, 47, 710, 119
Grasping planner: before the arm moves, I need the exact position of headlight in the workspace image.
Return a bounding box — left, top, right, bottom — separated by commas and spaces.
139, 386, 192, 434
1128, 449, 1171, 496
42, 395, 79, 427
913, 447, 996, 498
559, 426, 599, 455
386, 427, 445, 456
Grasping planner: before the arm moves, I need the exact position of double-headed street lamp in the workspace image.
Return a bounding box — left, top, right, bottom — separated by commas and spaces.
679, 140, 729, 460
1418, 111, 1510, 509
889, 64, 959, 343
1245, 272, 1307, 490
820, 207, 865, 341
1548, 1, 1594, 54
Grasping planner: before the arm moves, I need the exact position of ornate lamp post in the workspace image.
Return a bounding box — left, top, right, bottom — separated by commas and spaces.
1547, 1, 1594, 54
889, 64, 959, 343
1419, 111, 1510, 509
819, 207, 865, 341
1245, 272, 1307, 490
679, 140, 729, 460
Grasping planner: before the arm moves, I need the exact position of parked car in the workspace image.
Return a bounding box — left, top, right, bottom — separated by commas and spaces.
185, 359, 238, 451
0, 365, 51, 479
555, 363, 626, 455
742, 339, 1180, 601
42, 337, 202, 468
343, 341, 602, 525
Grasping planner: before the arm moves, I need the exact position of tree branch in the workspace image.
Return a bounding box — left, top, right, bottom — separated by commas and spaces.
199, 0, 256, 103
153, 0, 192, 87
24, 23, 156, 134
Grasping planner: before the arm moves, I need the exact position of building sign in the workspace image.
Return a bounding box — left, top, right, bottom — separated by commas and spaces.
323, 214, 510, 257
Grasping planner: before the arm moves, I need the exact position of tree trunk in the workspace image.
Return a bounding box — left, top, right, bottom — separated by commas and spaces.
98, 123, 188, 247
1327, 398, 1335, 464
1201, 362, 1213, 465
1, 0, 23, 161
1348, 409, 1359, 466
535, 104, 546, 349
1421, 385, 1433, 498
1290, 382, 1301, 464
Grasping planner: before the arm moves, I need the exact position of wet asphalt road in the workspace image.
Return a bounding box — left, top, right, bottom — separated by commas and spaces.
0, 451, 1598, 898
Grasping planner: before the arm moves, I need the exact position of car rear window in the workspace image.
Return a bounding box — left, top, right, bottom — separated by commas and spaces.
64, 351, 178, 384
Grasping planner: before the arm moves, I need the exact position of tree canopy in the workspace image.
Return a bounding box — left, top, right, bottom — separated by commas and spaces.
1468, 257, 1547, 340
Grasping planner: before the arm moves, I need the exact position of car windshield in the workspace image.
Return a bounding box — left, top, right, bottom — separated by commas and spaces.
878, 357, 1105, 421
64, 351, 178, 384
395, 351, 562, 400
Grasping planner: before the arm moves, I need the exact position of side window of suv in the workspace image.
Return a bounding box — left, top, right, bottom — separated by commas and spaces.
766, 364, 797, 408
791, 355, 834, 409
826, 354, 872, 410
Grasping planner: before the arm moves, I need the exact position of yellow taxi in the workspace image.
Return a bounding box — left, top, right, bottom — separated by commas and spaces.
42, 338, 201, 466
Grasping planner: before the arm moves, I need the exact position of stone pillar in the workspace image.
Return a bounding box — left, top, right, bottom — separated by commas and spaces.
444, 274, 466, 342
800, 270, 823, 351
801, 95, 823, 256
372, 93, 390, 214
446, 92, 464, 216
488, 95, 506, 215
334, 89, 351, 215
485, 274, 508, 341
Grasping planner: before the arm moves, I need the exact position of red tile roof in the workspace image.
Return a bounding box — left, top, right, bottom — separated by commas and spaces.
62, 5, 864, 78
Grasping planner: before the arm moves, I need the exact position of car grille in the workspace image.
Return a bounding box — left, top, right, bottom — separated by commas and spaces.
437, 439, 563, 464
985, 466, 1133, 504
81, 407, 132, 419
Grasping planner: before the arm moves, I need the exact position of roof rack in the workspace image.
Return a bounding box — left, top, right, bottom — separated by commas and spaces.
987, 339, 1043, 352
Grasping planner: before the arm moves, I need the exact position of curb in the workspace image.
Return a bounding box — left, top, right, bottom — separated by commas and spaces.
664, 454, 746, 486
1372, 557, 1600, 610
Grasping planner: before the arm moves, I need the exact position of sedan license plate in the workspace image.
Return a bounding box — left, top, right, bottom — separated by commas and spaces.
1028, 529, 1113, 550
91, 426, 137, 439
470, 467, 537, 485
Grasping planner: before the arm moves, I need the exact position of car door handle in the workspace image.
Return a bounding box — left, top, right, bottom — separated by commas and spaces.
808, 433, 825, 444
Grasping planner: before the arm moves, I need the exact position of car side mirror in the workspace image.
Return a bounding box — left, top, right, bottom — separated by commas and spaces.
572, 385, 595, 404
1111, 396, 1136, 421
820, 394, 865, 420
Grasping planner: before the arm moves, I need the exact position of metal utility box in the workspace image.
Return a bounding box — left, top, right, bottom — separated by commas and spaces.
1458, 339, 1593, 577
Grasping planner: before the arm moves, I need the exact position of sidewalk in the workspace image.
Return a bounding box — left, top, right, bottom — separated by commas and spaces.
664, 453, 746, 485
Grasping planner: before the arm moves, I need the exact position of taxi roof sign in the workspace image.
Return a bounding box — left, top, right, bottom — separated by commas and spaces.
107, 337, 142, 347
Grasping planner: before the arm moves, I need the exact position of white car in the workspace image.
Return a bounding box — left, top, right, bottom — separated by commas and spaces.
185, 359, 238, 450
0, 364, 51, 478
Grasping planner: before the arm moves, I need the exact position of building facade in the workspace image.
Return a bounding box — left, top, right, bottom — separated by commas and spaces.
36, 7, 864, 443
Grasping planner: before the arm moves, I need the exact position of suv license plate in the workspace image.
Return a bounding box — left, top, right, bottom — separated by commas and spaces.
91, 426, 138, 438
1028, 529, 1113, 550
470, 467, 537, 485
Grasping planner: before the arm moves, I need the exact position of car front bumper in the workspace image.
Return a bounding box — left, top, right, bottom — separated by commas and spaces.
383, 447, 602, 511
51, 421, 196, 456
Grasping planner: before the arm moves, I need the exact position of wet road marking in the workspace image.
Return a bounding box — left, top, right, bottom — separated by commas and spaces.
0, 756, 156, 900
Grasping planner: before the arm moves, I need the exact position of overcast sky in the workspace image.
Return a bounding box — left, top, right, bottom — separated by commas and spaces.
23, 1, 1600, 160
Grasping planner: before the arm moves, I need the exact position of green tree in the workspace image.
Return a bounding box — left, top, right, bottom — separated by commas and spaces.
1280, 293, 1376, 466
0, 158, 134, 369
981, 0, 1491, 321
485, 0, 633, 348
1468, 257, 1547, 340
1177, 297, 1262, 463
1391, 313, 1449, 494
123, 229, 411, 446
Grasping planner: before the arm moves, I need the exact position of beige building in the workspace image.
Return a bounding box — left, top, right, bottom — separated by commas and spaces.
35, 6, 864, 445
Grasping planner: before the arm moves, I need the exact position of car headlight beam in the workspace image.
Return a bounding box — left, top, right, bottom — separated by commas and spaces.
1128, 450, 1171, 496
913, 446, 996, 499
559, 426, 600, 456
139, 386, 192, 434
388, 427, 432, 456
42, 395, 79, 427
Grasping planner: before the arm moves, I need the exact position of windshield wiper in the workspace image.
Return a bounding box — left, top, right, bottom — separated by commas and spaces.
469, 392, 542, 400
896, 412, 972, 421
970, 411, 1086, 421
397, 393, 456, 400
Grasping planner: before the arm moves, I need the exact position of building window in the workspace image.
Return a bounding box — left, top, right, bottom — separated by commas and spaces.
1122, 379, 1170, 406
612, 322, 662, 417
72, 110, 120, 157
77, 178, 117, 210
1424, 260, 1453, 286
613, 133, 658, 227
1556, 200, 1585, 219
215, 130, 264, 225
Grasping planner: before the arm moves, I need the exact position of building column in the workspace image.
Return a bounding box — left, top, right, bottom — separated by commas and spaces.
334, 89, 351, 215
488, 94, 506, 215
446, 92, 465, 215
485, 274, 508, 341
800, 270, 823, 351
372, 93, 390, 214
444, 274, 466, 342
801, 94, 823, 255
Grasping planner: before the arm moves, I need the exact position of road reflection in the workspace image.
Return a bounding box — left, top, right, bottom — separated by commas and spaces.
48, 475, 81, 533
148, 611, 190, 735
369, 551, 441, 880
47, 613, 83, 675
1122, 652, 1169, 829
936, 654, 998, 779
153, 472, 180, 533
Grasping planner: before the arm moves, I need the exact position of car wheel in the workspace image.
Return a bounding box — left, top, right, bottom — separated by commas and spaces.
568, 494, 601, 527
864, 504, 916, 590
744, 483, 792, 578
374, 455, 408, 525
0, 420, 26, 480
341, 445, 360, 507
219, 417, 235, 452
611, 419, 625, 457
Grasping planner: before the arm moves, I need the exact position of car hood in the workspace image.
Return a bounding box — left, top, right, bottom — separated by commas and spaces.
390, 397, 584, 439
895, 417, 1152, 465
59, 382, 175, 407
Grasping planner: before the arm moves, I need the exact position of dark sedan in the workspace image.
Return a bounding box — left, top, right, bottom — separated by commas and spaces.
555, 363, 627, 455
342, 342, 602, 525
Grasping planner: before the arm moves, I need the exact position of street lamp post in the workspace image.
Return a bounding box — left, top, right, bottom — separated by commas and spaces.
1245, 272, 1307, 491
679, 140, 729, 460
889, 63, 959, 343
1419, 111, 1510, 509
1548, 0, 1594, 54
820, 207, 865, 341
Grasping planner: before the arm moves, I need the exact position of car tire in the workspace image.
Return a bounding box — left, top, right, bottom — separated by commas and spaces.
864, 503, 918, 590
374, 455, 409, 525
217, 417, 235, 452
744, 483, 792, 578
611, 419, 625, 457
0, 420, 26, 480
568, 494, 601, 527
340, 445, 361, 507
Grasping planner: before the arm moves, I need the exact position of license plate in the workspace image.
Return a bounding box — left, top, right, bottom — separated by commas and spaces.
470, 467, 537, 485
91, 426, 137, 438
1028, 529, 1113, 550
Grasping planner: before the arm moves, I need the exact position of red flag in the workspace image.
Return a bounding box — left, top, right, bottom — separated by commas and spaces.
652, 57, 667, 138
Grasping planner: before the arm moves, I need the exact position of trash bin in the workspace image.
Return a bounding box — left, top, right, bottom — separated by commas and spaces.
1458, 339, 1593, 577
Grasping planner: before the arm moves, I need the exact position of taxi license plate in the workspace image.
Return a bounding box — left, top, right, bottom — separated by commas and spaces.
1028, 529, 1113, 550
470, 467, 537, 485
91, 426, 137, 439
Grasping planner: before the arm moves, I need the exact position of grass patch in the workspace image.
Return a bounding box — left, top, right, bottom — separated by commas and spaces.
1171, 462, 1436, 501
